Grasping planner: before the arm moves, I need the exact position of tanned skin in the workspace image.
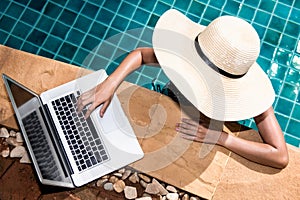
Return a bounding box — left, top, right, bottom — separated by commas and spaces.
77, 47, 289, 169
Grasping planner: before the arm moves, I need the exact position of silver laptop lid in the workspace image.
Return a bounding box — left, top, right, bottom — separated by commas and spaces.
2, 74, 74, 188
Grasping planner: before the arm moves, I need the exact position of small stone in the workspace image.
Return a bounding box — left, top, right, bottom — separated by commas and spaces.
152, 179, 168, 195
182, 193, 189, 200
118, 168, 125, 174
142, 193, 152, 198
10, 146, 25, 158
140, 180, 148, 188
166, 193, 179, 200
109, 175, 119, 183
103, 182, 114, 191
1, 147, 10, 157
166, 185, 177, 193
113, 180, 125, 193
136, 197, 152, 200
6, 137, 22, 147
0, 127, 9, 138
122, 169, 132, 180
138, 173, 151, 183
101, 175, 109, 179
129, 172, 139, 183
9, 130, 17, 137
190, 197, 200, 200
113, 172, 123, 178
145, 183, 160, 195
20, 151, 31, 163
16, 132, 23, 143
96, 178, 108, 187
124, 186, 137, 199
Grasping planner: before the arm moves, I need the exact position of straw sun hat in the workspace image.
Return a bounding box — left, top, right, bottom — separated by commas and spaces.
152, 9, 275, 121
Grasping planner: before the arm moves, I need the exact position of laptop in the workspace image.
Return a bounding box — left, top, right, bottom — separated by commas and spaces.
2, 69, 144, 188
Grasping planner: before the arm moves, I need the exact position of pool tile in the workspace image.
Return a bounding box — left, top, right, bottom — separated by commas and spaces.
0, 16, 16, 32
280, 35, 297, 51
276, 98, 294, 116
58, 42, 77, 60
0, 31, 8, 44
43, 35, 62, 52
27, 29, 47, 46
74, 15, 93, 32
103, 0, 121, 12
189, 1, 205, 17
276, 113, 289, 130
58, 9, 77, 26
286, 68, 300, 85
291, 55, 300, 70
96, 8, 115, 26
269, 16, 286, 32
224, 1, 240, 15
257, 57, 271, 72
66, 29, 85, 45
28, 0, 47, 12
252, 23, 266, 39
66, 0, 85, 13
6, 35, 23, 49
244, 0, 260, 7
287, 119, 300, 137
284, 134, 300, 147
133, 8, 150, 24
259, 0, 275, 13
49, 0, 66, 6
280, 83, 298, 101
112, 15, 129, 30
39, 49, 54, 59
274, 48, 292, 66
270, 78, 283, 94
89, 21, 107, 38
6, 2, 24, 19
139, 0, 155, 11
269, 63, 288, 80
209, 0, 226, 9
22, 42, 38, 54
73, 48, 90, 66
285, 21, 300, 38
51, 21, 69, 39
36, 15, 54, 32
174, 0, 190, 11
295, 0, 300, 9
239, 5, 255, 20
292, 103, 300, 119
44, 2, 62, 19
147, 14, 159, 27
81, 2, 99, 19
13, 0, 30, 6
289, 8, 300, 23
82, 35, 101, 50
154, 1, 171, 15
265, 29, 281, 46
0, 0, 10, 13
203, 6, 220, 21
260, 42, 275, 59
254, 11, 271, 26
119, 1, 135, 18
274, 3, 290, 19
119, 34, 138, 51
12, 21, 31, 39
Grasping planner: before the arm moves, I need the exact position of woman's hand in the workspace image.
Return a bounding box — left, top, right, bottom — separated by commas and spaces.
176, 118, 223, 145
77, 77, 117, 118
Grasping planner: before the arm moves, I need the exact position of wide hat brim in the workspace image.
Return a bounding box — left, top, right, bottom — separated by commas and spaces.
152, 9, 275, 121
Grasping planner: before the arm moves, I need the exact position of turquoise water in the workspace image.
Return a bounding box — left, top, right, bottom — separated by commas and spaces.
0, 0, 299, 147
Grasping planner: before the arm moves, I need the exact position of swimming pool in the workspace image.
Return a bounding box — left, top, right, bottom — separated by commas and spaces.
0, 0, 299, 147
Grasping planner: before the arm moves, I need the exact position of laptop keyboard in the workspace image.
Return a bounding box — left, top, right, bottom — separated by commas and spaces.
22, 111, 62, 181
51, 91, 109, 172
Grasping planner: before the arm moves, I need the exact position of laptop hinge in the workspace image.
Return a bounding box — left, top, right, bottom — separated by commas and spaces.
41, 104, 74, 175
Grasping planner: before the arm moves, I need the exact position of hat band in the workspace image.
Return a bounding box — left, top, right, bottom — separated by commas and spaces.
194, 38, 245, 79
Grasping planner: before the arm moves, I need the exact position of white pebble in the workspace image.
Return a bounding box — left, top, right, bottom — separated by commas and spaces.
136, 197, 152, 200
103, 182, 114, 191
9, 130, 17, 137
166, 193, 179, 200
1, 147, 10, 157
16, 132, 23, 143
20, 151, 31, 163
0, 127, 9, 138
124, 186, 137, 199
10, 146, 25, 158
166, 185, 177, 193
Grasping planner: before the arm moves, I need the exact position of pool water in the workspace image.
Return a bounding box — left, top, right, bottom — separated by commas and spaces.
0, 0, 299, 147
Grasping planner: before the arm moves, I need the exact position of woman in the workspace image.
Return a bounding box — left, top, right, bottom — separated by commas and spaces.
77, 9, 288, 169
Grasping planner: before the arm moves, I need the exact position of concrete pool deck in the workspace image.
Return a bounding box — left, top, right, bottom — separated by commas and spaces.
0, 45, 299, 200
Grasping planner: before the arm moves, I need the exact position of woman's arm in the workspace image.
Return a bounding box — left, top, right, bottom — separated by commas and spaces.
77, 47, 158, 118
177, 107, 289, 169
